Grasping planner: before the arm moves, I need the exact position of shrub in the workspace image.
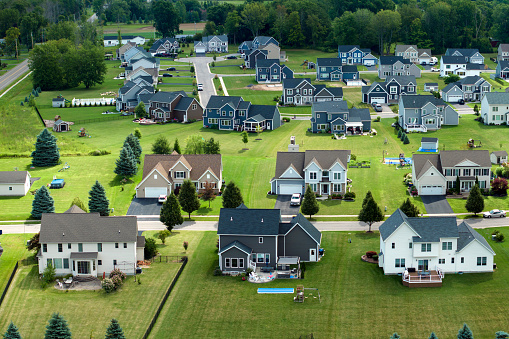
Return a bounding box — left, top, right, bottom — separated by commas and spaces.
366, 251, 377, 258
283, 117, 290, 122
495, 232, 505, 242
344, 191, 356, 200
110, 268, 127, 281
214, 74, 218, 79
102, 278, 115, 293
374, 116, 381, 122
111, 275, 123, 289
218, 85, 223, 91
213, 268, 222, 276
350, 154, 357, 161
403, 134, 410, 144
372, 255, 378, 260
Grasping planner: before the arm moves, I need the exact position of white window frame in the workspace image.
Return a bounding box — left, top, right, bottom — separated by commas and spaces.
175, 171, 185, 178
309, 172, 317, 180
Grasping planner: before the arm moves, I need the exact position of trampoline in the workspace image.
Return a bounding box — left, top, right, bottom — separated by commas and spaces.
257, 288, 294, 294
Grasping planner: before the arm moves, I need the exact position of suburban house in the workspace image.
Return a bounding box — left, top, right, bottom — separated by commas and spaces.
337, 45, 377, 66
439, 56, 484, 78
125, 67, 159, 86
441, 76, 491, 103
116, 42, 136, 60
242, 37, 285, 69
126, 57, 160, 75
497, 44, 509, 62
315, 58, 360, 83
38, 206, 144, 277
310, 101, 371, 134
399, 95, 459, 132
378, 56, 421, 79
194, 35, 228, 54
424, 83, 439, 92
149, 37, 180, 56
148, 91, 203, 122
378, 209, 495, 277
0, 171, 32, 196
217, 206, 322, 274
281, 78, 343, 106
361, 75, 417, 104
395, 45, 433, 64
480, 92, 509, 125
445, 48, 485, 64
411, 150, 491, 195
495, 61, 509, 80
103, 35, 145, 47
116, 81, 155, 112
255, 59, 293, 83
491, 151, 508, 164
136, 153, 222, 198
123, 47, 151, 64
203, 96, 281, 132
270, 148, 351, 196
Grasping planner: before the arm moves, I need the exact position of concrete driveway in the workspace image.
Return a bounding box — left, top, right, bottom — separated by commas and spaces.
420, 195, 454, 214
127, 198, 162, 215
274, 195, 301, 217
452, 103, 476, 115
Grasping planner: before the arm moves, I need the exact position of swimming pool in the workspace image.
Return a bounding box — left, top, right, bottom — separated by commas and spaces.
384, 157, 412, 165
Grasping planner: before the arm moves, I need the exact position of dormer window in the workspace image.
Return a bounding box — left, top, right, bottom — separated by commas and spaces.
322, 171, 329, 178
175, 171, 185, 178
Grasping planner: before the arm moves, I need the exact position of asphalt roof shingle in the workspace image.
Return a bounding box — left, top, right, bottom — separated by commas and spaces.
141, 154, 222, 182
0, 171, 29, 184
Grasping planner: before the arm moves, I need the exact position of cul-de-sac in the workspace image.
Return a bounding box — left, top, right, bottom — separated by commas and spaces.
2, 0, 509, 338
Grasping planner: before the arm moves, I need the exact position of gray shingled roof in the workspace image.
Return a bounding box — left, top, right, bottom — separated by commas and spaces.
483, 92, 509, 105
342, 65, 358, 73
0, 171, 28, 184
395, 45, 417, 53
218, 208, 281, 236
274, 152, 305, 178
256, 59, 280, 68
149, 90, 186, 104
64, 205, 86, 214
219, 240, 253, 254
327, 87, 344, 97
283, 78, 311, 88
386, 75, 417, 86
338, 45, 360, 52
254, 36, 277, 46
247, 105, 278, 120
312, 101, 348, 113
141, 153, 222, 182
288, 213, 322, 244
206, 95, 243, 109
380, 56, 411, 65
446, 48, 480, 58
425, 83, 438, 86
137, 235, 145, 248
70, 252, 98, 259
412, 154, 441, 180
174, 97, 196, 111
492, 151, 508, 157
500, 44, 509, 52
439, 150, 491, 168
379, 209, 408, 241
304, 150, 351, 171
52, 98, 65, 102
466, 63, 484, 70
499, 60, 509, 70
441, 56, 467, 64
409, 217, 458, 242
421, 137, 438, 143
458, 75, 482, 85
457, 221, 495, 253
40, 214, 138, 243
401, 95, 448, 108
349, 108, 370, 122
149, 37, 177, 52
317, 58, 342, 67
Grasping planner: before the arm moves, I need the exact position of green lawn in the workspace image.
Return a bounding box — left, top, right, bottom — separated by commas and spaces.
0, 234, 32, 293
149, 228, 509, 338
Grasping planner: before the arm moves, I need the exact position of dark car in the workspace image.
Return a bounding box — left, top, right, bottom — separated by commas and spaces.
226, 55, 237, 59
458, 99, 465, 105
162, 73, 172, 77
166, 67, 176, 71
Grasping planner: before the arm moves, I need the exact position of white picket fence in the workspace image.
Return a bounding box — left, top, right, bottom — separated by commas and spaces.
71, 98, 116, 107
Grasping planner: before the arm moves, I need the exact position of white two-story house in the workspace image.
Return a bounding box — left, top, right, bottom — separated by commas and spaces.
38, 206, 144, 277
480, 92, 509, 125
270, 145, 350, 196
379, 209, 495, 276
412, 150, 491, 196
440, 56, 484, 78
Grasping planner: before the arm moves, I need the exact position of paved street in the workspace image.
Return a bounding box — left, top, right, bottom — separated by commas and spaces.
0, 59, 29, 95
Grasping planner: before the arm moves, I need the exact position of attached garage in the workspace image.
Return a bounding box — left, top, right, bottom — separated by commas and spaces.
446, 95, 463, 103
370, 97, 386, 104
279, 184, 303, 195
420, 185, 444, 195
195, 46, 206, 54
144, 187, 168, 198
364, 60, 376, 66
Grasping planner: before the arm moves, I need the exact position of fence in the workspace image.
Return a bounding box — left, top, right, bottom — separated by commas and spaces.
142, 256, 188, 339
73, 115, 132, 125
34, 106, 45, 126
150, 255, 187, 263
0, 262, 19, 308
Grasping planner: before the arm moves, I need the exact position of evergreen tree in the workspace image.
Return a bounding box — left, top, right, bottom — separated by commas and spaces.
358, 194, 384, 232
134, 128, 142, 139
475, 176, 479, 187
465, 184, 484, 216
160, 192, 183, 232
31, 186, 55, 219
241, 131, 248, 147
70, 197, 88, 212
362, 191, 374, 208
105, 319, 125, 339
31, 129, 60, 167
173, 138, 181, 154
403, 134, 410, 144
457, 323, 473, 339
301, 185, 319, 218
204, 138, 220, 154
88, 181, 110, 216
44, 313, 71, 339
429, 332, 438, 339
3, 321, 21, 339
455, 176, 461, 194
114, 143, 138, 178
178, 180, 201, 219
496, 331, 509, 339
124, 134, 142, 163
400, 198, 420, 217
390, 333, 401, 339
222, 181, 244, 208
397, 129, 402, 139
152, 135, 171, 154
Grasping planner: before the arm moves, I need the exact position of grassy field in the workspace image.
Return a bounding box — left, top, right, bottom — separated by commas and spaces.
0, 234, 32, 293
149, 228, 509, 338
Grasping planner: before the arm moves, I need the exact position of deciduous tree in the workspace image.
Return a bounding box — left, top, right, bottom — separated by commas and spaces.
178, 180, 200, 219
358, 193, 384, 232
134, 102, 146, 119
204, 137, 220, 154
201, 181, 216, 207
27, 232, 41, 252
152, 0, 180, 37
70, 197, 88, 212
492, 177, 508, 196
444, 74, 460, 85
301, 185, 319, 218
185, 134, 204, 154
241, 130, 248, 147
241, 2, 267, 38
160, 192, 183, 231
157, 230, 171, 244
32, 186, 55, 219
80, 42, 107, 88
152, 135, 171, 154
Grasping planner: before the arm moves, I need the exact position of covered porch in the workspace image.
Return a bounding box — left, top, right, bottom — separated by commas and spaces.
248, 256, 301, 283
70, 252, 98, 277
345, 121, 363, 135
402, 268, 443, 288
244, 115, 267, 132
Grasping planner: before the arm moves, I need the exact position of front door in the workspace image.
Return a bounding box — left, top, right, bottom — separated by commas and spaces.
418, 260, 429, 271
309, 248, 316, 261
322, 184, 329, 195
295, 96, 301, 105
77, 261, 90, 275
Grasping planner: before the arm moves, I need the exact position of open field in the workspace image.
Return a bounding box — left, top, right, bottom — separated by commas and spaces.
150, 228, 509, 338
0, 234, 31, 293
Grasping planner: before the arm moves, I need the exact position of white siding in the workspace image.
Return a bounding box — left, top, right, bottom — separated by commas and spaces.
382, 223, 418, 274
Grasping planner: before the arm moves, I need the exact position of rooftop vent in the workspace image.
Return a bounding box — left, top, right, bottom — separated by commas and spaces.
230, 217, 233, 221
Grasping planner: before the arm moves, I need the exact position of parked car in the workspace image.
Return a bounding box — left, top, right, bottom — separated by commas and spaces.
197, 83, 203, 91
226, 55, 237, 59
166, 67, 176, 71
290, 193, 302, 206
158, 195, 167, 204
431, 67, 439, 72
458, 99, 465, 105
163, 73, 172, 77
372, 103, 383, 112
483, 209, 506, 218
420, 61, 427, 66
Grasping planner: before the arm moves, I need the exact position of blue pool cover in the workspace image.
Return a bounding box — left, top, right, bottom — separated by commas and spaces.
257, 288, 294, 294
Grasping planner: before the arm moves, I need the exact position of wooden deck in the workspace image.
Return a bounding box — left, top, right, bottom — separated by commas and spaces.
402, 270, 443, 288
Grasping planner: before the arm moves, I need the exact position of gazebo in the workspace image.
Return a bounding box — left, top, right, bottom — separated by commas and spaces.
276, 256, 301, 279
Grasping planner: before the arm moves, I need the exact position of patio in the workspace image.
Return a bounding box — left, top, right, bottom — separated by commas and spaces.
54, 276, 102, 291
247, 257, 301, 283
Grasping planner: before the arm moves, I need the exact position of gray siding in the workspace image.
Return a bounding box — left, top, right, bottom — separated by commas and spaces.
282, 225, 318, 261
275, 179, 305, 195
219, 235, 277, 266
221, 247, 249, 272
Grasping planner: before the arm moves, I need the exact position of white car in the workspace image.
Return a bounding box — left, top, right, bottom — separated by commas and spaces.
158, 195, 167, 204
483, 209, 506, 218
197, 83, 203, 91
290, 193, 302, 206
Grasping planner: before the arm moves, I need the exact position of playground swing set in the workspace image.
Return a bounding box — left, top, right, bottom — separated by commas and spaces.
294, 285, 321, 303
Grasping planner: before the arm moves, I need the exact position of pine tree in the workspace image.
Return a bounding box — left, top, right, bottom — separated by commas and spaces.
31, 129, 60, 167
358, 194, 384, 232
114, 143, 138, 178
390, 333, 400, 339
105, 319, 125, 339
173, 138, 181, 154
70, 197, 88, 212
362, 191, 373, 208
160, 192, 183, 232
3, 321, 21, 339
152, 135, 171, 154
44, 313, 71, 339
88, 181, 110, 216
429, 332, 438, 339
496, 331, 509, 339
397, 129, 402, 139
465, 184, 484, 216
301, 185, 319, 218
31, 186, 55, 219
457, 323, 473, 339
222, 181, 244, 208
399, 198, 420, 217
455, 176, 461, 194
178, 179, 201, 219
403, 134, 410, 144
124, 134, 142, 163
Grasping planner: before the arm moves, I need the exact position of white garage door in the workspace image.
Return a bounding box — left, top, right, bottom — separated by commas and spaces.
279, 184, 302, 195
195, 47, 206, 54
364, 60, 375, 66
447, 95, 463, 103
145, 187, 167, 198
370, 97, 386, 104
420, 185, 444, 195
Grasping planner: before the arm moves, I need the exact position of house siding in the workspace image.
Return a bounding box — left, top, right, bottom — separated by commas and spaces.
136, 172, 171, 198
220, 247, 250, 272
283, 225, 318, 261
219, 235, 277, 267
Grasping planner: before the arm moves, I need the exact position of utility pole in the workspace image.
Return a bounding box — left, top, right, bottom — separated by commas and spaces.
15, 38, 18, 60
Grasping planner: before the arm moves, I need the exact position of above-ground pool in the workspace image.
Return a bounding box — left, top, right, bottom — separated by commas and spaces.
417, 147, 438, 153
384, 157, 412, 165
257, 288, 295, 294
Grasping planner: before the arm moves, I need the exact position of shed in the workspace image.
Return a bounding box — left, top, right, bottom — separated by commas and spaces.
53, 119, 71, 132
420, 137, 439, 152
0, 171, 32, 196
491, 151, 508, 164
52, 98, 65, 108
424, 83, 439, 92
50, 179, 65, 189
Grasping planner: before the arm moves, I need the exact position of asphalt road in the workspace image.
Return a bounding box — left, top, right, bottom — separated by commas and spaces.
0, 59, 29, 94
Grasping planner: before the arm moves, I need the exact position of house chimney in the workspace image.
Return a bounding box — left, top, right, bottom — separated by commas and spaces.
230, 217, 233, 221
288, 136, 299, 152
261, 218, 264, 223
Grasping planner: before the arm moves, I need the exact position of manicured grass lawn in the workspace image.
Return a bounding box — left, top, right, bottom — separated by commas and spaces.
150, 229, 509, 338
0, 234, 32, 293
362, 72, 447, 94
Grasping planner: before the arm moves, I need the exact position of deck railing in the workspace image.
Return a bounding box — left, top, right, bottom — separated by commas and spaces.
402, 268, 443, 284
404, 123, 427, 133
